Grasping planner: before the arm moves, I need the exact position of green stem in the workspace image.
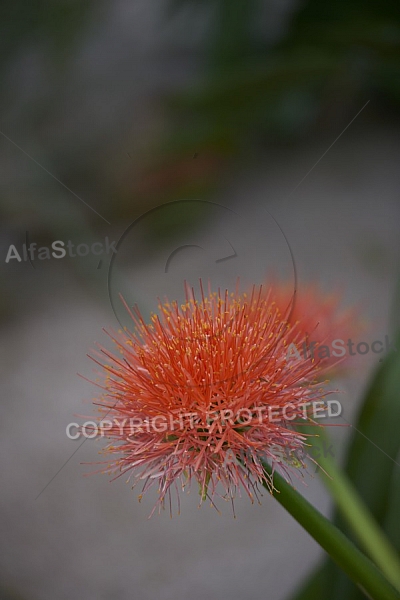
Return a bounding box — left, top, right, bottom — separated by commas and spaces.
301, 424, 400, 591
261, 460, 400, 600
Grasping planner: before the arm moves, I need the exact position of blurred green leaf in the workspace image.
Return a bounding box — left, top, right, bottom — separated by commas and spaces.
384, 450, 400, 549
288, 563, 332, 600
290, 329, 400, 600
342, 337, 400, 522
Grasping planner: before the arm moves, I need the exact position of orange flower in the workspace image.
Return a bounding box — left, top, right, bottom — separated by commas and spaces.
267, 281, 366, 374
85, 281, 336, 516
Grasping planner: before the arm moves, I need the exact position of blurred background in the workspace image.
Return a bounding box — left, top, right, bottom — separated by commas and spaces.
0, 1, 399, 599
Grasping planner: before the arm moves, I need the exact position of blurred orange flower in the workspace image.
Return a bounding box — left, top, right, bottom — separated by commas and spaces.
267, 281, 366, 374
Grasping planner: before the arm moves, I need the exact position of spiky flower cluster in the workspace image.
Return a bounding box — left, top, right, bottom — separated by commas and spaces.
87, 282, 335, 515
269, 281, 365, 372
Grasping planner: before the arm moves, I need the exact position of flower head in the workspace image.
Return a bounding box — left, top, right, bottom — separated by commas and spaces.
85, 281, 336, 515
268, 281, 366, 373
